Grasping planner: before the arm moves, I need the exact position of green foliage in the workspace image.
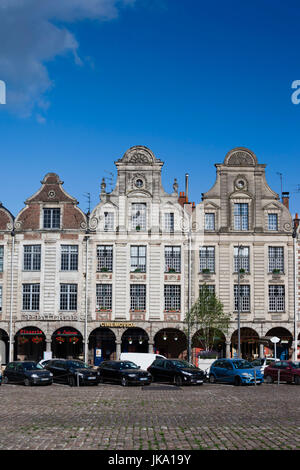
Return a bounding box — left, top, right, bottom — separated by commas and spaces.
185, 284, 230, 352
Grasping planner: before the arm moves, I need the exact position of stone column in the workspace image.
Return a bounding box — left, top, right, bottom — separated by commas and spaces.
259, 342, 264, 358
116, 341, 121, 359
226, 341, 231, 359
148, 342, 154, 353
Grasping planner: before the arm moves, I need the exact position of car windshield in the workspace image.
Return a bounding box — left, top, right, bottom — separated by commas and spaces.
291, 362, 300, 369
251, 359, 263, 366
22, 362, 43, 371
170, 360, 197, 369
232, 360, 253, 369
67, 361, 90, 369
118, 362, 139, 370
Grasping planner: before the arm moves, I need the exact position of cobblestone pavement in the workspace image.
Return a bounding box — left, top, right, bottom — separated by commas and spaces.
0, 382, 299, 450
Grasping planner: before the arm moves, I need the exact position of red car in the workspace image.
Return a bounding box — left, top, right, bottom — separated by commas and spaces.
264, 360, 300, 385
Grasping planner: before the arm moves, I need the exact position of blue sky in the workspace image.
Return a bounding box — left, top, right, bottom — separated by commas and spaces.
1, 0, 300, 216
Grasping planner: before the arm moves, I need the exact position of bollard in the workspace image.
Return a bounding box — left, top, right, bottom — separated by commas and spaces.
277, 369, 280, 386
77, 373, 80, 387
254, 369, 256, 386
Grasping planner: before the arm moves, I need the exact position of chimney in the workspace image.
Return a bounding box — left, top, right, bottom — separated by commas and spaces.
185, 173, 189, 201
294, 213, 300, 232
178, 191, 187, 207
282, 192, 290, 209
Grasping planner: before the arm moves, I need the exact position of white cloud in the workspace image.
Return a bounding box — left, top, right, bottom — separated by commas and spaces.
0, 0, 136, 118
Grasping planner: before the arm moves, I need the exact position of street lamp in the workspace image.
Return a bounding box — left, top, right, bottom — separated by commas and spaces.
237, 244, 243, 359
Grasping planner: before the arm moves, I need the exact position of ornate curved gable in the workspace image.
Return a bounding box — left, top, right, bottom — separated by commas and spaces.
224, 148, 257, 167
116, 146, 163, 166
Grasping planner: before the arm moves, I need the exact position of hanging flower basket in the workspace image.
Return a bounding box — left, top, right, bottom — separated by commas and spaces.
32, 336, 43, 344
19, 336, 29, 344
56, 336, 65, 343
69, 336, 79, 344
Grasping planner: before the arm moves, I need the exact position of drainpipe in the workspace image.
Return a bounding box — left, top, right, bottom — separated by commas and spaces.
9, 230, 15, 362
293, 222, 298, 361
84, 234, 89, 364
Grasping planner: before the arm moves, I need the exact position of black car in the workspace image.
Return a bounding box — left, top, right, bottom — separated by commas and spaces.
148, 358, 205, 386
98, 360, 152, 386
3, 361, 53, 386
45, 359, 100, 386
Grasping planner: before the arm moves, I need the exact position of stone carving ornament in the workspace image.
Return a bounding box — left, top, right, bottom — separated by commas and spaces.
227, 151, 255, 167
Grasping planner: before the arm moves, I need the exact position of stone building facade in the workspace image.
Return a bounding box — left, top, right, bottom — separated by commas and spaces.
0, 146, 298, 365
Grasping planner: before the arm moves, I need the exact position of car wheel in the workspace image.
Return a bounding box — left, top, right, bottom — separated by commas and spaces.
3, 376, 8, 384
121, 376, 128, 387
294, 376, 300, 385
24, 378, 31, 387
265, 375, 273, 384
174, 375, 182, 387
234, 376, 241, 386
68, 376, 76, 387
209, 374, 216, 384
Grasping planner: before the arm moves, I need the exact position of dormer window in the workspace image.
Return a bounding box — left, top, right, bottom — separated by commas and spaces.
234, 203, 249, 230
104, 212, 114, 231
132, 203, 146, 231
268, 214, 278, 231
43, 208, 60, 229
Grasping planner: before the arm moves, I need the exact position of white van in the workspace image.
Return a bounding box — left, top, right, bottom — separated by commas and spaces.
119, 353, 166, 371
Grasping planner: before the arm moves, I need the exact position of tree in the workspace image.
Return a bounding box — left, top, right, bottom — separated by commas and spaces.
185, 284, 230, 353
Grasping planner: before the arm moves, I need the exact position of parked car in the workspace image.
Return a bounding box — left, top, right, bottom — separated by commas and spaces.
45, 359, 100, 386
119, 353, 166, 371
147, 358, 205, 386
0, 369, 2, 386
3, 361, 53, 386
264, 360, 300, 384
209, 359, 264, 385
251, 357, 279, 374
98, 360, 152, 386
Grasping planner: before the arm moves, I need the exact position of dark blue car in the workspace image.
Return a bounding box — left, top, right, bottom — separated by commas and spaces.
209, 358, 264, 386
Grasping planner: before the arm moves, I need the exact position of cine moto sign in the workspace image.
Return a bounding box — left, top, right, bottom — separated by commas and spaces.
271, 336, 280, 360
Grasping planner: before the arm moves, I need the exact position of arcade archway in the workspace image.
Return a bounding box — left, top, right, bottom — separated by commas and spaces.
154, 328, 187, 359
88, 328, 116, 365
14, 326, 46, 362
0, 329, 9, 364
52, 327, 83, 360
265, 327, 293, 360
231, 328, 260, 360
121, 328, 149, 353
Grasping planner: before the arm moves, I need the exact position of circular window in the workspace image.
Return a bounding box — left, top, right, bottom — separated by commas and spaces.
236, 179, 245, 189
135, 179, 144, 188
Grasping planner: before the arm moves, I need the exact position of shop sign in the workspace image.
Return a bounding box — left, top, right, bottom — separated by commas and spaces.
19, 329, 43, 336
100, 322, 136, 328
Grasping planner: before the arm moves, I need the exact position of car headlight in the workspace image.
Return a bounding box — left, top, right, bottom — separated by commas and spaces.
49, 373, 53, 377
77, 373, 84, 378
182, 371, 192, 376
241, 373, 252, 378
31, 374, 39, 378
128, 374, 137, 378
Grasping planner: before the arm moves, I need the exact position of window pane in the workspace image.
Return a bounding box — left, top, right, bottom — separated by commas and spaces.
234, 246, 249, 272
268, 247, 284, 273
234, 285, 250, 312
199, 247, 215, 272
96, 284, 112, 310
164, 285, 181, 311
165, 246, 181, 272
205, 213, 215, 230
43, 208, 60, 229
97, 246, 113, 272
132, 203, 146, 230
268, 214, 278, 231
130, 284, 146, 310
234, 204, 249, 230
164, 213, 174, 232
61, 245, 78, 271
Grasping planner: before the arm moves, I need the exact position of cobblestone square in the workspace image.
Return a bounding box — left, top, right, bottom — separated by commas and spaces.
0, 382, 299, 450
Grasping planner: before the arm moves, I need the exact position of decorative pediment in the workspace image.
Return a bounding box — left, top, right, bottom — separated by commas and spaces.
117, 146, 162, 166
224, 148, 257, 167
203, 201, 220, 210
263, 202, 282, 211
